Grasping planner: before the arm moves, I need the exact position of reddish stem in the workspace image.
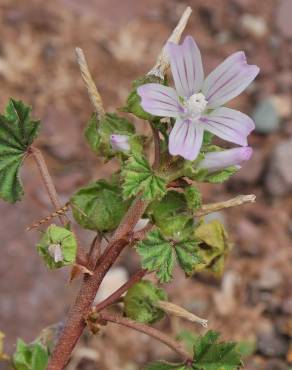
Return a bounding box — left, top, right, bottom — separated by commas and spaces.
47, 197, 148, 370
94, 269, 147, 312
29, 146, 87, 266
150, 123, 161, 170
99, 312, 192, 364
30, 146, 65, 225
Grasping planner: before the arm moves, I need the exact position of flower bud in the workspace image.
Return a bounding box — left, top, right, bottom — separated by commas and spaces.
199, 147, 253, 173
110, 134, 130, 151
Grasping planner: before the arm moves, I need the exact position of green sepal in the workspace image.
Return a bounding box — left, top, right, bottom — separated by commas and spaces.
123, 280, 167, 324
192, 330, 242, 370
194, 220, 232, 275
0, 98, 40, 203
84, 112, 135, 159
36, 225, 77, 269
204, 167, 238, 183
182, 153, 205, 181
71, 179, 130, 232
136, 229, 201, 283
123, 75, 164, 120
12, 339, 49, 370
182, 145, 239, 184
122, 154, 167, 200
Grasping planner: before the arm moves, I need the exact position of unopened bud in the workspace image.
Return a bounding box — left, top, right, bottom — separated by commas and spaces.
199, 147, 253, 173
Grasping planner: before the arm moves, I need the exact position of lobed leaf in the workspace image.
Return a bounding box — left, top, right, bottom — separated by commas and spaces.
122, 155, 167, 201
0, 99, 40, 202
192, 331, 242, 370
137, 230, 201, 283
71, 179, 130, 232
12, 339, 49, 370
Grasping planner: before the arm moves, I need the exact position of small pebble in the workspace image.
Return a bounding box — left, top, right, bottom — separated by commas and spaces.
257, 331, 288, 357
266, 139, 292, 196
252, 99, 280, 134
241, 14, 268, 38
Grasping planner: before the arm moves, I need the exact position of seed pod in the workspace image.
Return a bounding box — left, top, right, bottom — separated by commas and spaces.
36, 225, 77, 269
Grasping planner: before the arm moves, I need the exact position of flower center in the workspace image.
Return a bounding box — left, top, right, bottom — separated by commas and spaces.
183, 93, 208, 120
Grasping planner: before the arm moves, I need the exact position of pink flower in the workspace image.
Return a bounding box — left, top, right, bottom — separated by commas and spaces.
137, 36, 259, 161
198, 147, 253, 173
110, 134, 130, 151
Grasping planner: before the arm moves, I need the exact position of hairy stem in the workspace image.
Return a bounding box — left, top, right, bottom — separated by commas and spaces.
46, 7, 193, 368
150, 123, 161, 170
30, 146, 66, 225
99, 312, 192, 364
29, 146, 87, 265
194, 194, 256, 217
46, 197, 149, 370
87, 233, 102, 270
94, 269, 147, 312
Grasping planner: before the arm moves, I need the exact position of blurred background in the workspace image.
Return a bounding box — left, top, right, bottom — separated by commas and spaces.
0, 0, 292, 369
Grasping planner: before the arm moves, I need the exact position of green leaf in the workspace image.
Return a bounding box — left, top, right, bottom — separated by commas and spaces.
202, 131, 214, 146
123, 75, 164, 120
144, 362, 187, 370
175, 239, 201, 276
36, 225, 77, 269
184, 187, 202, 212
71, 179, 130, 232
31, 344, 49, 370
85, 112, 135, 158
124, 280, 167, 324
0, 331, 9, 361
137, 230, 201, 283
122, 155, 167, 200
12, 339, 31, 370
205, 167, 238, 184
12, 339, 49, 370
192, 331, 242, 370
0, 98, 40, 202
147, 191, 192, 239
137, 230, 175, 283
194, 220, 231, 275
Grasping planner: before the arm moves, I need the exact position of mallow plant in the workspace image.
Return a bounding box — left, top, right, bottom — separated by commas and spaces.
0, 6, 259, 370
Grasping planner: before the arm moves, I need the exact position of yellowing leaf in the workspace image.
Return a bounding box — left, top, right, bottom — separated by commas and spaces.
0, 331, 9, 361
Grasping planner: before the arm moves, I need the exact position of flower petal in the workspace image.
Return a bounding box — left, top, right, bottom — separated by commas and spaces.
169, 119, 204, 161
200, 107, 255, 146
167, 36, 204, 98
137, 83, 182, 117
202, 51, 259, 108
199, 146, 253, 172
